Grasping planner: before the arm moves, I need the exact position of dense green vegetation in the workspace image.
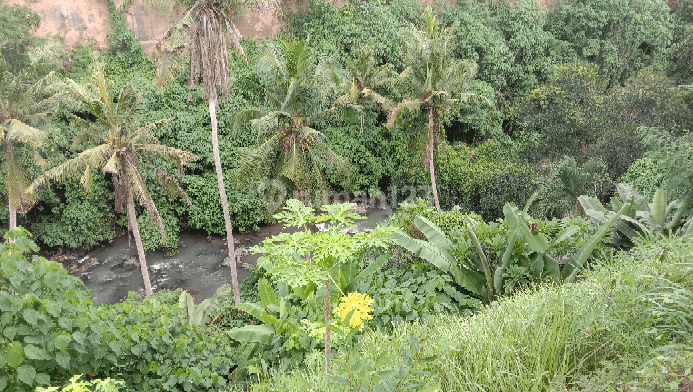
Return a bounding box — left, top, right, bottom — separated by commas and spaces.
1, 0, 693, 390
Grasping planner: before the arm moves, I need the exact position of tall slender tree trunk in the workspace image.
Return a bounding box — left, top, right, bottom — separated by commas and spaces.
324, 279, 331, 373
8, 196, 16, 243
126, 186, 153, 297
209, 99, 241, 304
428, 108, 441, 212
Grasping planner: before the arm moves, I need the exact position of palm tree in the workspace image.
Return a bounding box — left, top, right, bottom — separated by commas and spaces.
333, 45, 398, 134
156, 0, 247, 304
387, 8, 490, 212
29, 67, 198, 297
0, 57, 58, 240
234, 38, 352, 209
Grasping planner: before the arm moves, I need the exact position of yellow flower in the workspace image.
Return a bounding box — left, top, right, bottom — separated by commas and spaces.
333, 292, 374, 331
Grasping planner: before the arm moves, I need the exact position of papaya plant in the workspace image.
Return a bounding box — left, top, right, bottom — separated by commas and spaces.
249, 199, 399, 372
579, 183, 693, 250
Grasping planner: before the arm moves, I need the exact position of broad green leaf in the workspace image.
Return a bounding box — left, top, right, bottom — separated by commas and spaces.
414, 216, 451, 250
652, 188, 666, 228
258, 278, 278, 307
55, 351, 70, 369
6, 341, 24, 368
23, 344, 49, 360
34, 373, 50, 386
542, 254, 560, 280
345, 253, 391, 293
53, 335, 71, 351
17, 364, 35, 385
553, 225, 579, 246
235, 303, 265, 320
22, 308, 39, 325
227, 325, 275, 344
392, 233, 452, 272
563, 202, 629, 282
0, 375, 6, 391
449, 264, 486, 298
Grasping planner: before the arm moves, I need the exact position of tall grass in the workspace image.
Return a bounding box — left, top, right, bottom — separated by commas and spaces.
234, 236, 693, 391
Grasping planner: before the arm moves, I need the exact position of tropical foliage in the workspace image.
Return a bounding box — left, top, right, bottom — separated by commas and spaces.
2, 0, 693, 390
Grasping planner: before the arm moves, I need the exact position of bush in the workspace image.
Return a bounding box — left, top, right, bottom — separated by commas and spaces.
0, 228, 239, 392
183, 173, 265, 233
618, 156, 665, 199
532, 156, 613, 219
323, 121, 413, 196
437, 141, 536, 221
356, 262, 479, 329
238, 235, 693, 392
29, 177, 115, 250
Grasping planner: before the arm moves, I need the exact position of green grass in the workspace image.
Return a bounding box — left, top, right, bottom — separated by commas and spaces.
234, 235, 693, 391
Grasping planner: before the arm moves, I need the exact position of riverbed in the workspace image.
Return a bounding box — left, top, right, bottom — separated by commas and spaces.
57, 206, 391, 305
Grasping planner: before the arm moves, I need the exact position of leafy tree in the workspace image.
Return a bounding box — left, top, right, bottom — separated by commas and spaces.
519, 62, 618, 167
387, 8, 490, 212
545, 0, 672, 88
0, 3, 42, 73
29, 67, 197, 297
156, 0, 248, 304
234, 38, 352, 208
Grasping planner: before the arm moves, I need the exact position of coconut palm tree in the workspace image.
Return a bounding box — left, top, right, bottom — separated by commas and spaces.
387, 8, 490, 212
155, 0, 247, 304
29, 67, 198, 297
234, 38, 353, 208
0, 56, 60, 240
333, 45, 398, 134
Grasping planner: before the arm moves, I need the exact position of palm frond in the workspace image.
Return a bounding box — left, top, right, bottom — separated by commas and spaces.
386, 99, 423, 129
103, 150, 120, 175
156, 168, 192, 206
232, 108, 265, 135
3, 147, 37, 213
28, 147, 96, 194
136, 143, 199, 174
131, 117, 175, 142
125, 154, 167, 246
236, 132, 282, 184
5, 119, 46, 146
362, 89, 397, 111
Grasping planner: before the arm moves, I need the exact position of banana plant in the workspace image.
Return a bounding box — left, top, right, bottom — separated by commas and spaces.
393, 216, 489, 301
579, 183, 693, 250
396, 199, 629, 300
496, 201, 628, 285
178, 284, 232, 326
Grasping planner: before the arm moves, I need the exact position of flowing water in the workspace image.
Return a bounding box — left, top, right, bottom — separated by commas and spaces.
61, 206, 391, 305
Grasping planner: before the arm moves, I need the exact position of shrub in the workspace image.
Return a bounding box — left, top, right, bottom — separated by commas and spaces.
532, 156, 613, 219
356, 262, 480, 329
29, 178, 115, 250
0, 228, 239, 392
437, 141, 536, 220
237, 235, 693, 392
618, 156, 664, 199
183, 173, 265, 233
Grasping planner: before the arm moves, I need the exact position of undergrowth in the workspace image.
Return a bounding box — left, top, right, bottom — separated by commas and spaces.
235, 235, 693, 391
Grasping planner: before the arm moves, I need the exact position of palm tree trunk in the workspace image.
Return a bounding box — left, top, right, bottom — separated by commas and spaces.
324, 279, 331, 373
428, 108, 441, 212
126, 186, 153, 297
209, 99, 241, 305
8, 196, 16, 243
